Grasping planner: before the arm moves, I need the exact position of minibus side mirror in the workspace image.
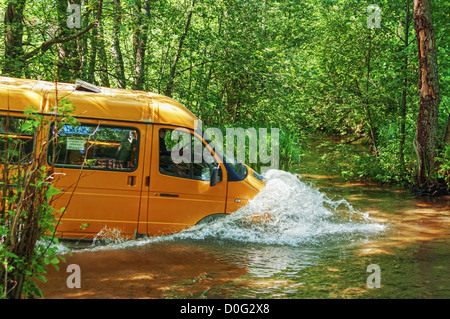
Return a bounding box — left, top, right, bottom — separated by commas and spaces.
210, 166, 219, 186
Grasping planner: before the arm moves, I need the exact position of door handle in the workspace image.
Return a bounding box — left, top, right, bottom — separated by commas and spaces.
145, 176, 150, 187
128, 176, 136, 186
159, 193, 179, 198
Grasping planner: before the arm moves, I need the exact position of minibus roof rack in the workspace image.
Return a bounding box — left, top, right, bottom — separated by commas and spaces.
75, 79, 101, 93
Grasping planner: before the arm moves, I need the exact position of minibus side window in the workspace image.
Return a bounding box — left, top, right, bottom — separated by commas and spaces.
159, 128, 222, 182
49, 123, 139, 171
0, 115, 34, 164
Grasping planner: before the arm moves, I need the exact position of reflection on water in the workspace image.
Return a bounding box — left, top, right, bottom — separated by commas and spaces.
42, 242, 249, 299
41, 168, 450, 299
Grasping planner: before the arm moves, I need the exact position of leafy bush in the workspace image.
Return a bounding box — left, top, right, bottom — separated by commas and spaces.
317, 134, 417, 185
0, 101, 77, 299
436, 144, 450, 185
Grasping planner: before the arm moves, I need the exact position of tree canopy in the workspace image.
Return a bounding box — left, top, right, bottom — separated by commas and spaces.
1, 0, 449, 186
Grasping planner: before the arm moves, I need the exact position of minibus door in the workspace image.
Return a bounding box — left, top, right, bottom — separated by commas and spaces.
146, 124, 227, 236
51, 121, 147, 240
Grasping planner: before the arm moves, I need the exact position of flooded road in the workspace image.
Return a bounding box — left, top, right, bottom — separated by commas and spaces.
40, 166, 450, 299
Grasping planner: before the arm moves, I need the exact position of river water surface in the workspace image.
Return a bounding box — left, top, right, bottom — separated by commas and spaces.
41, 150, 450, 299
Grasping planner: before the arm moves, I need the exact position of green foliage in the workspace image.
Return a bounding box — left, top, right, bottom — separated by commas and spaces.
318, 130, 417, 185
201, 122, 302, 173
0, 100, 77, 299
0, 0, 448, 184
436, 144, 450, 185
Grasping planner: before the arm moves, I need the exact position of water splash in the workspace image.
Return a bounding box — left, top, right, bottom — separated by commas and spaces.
92, 226, 128, 246
164, 170, 386, 247
93, 170, 386, 251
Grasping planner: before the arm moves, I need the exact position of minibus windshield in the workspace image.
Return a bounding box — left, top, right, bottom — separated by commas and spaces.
225, 156, 248, 180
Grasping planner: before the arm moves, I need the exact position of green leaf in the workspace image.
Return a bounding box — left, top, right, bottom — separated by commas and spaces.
38, 276, 47, 283
20, 121, 32, 132
46, 186, 61, 200
24, 106, 38, 115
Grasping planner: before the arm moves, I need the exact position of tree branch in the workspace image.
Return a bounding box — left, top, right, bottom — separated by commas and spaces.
176, 60, 223, 74
21, 0, 103, 61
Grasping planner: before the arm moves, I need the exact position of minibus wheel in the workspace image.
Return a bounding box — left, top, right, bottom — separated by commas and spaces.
196, 213, 228, 225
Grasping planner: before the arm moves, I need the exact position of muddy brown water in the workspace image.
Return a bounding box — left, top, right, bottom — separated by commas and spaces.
40, 165, 449, 299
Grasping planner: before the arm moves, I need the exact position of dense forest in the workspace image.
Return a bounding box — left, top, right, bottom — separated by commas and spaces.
1, 0, 449, 188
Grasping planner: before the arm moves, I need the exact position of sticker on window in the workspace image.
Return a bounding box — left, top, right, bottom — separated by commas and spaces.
66, 138, 86, 151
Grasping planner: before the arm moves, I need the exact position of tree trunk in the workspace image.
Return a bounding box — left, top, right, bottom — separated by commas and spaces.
364, 33, 379, 156
132, 0, 151, 90
86, 25, 98, 84
3, 0, 27, 77
96, 22, 110, 87
165, 0, 195, 97
399, 0, 411, 170
158, 39, 172, 94
111, 0, 127, 88
56, 0, 83, 82
412, 0, 440, 185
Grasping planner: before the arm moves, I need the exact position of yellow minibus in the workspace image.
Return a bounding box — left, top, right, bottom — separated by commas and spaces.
0, 76, 265, 239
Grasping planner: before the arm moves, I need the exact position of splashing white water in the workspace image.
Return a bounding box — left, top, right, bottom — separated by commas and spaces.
92, 170, 386, 251
164, 169, 386, 246
92, 226, 128, 246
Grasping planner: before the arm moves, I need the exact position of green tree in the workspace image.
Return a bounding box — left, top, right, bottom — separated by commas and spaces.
412, 0, 441, 185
